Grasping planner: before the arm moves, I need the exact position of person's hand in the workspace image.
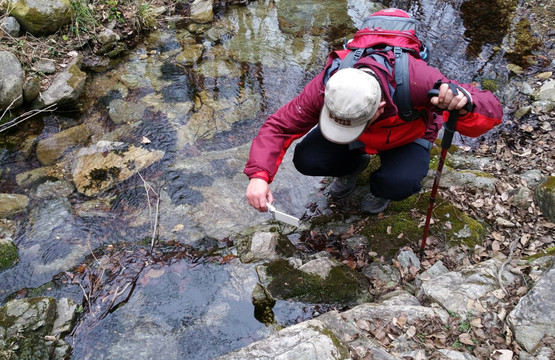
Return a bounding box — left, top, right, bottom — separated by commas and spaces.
246, 178, 273, 212
430, 83, 473, 115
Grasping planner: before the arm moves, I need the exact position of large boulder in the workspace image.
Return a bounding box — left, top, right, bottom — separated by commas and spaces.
508, 266, 555, 353
0, 50, 24, 111
5, 0, 74, 36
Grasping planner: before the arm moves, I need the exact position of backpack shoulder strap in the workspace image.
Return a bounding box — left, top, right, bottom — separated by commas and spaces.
392, 47, 424, 122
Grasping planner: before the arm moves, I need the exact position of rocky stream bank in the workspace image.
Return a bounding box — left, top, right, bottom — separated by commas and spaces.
1, 0, 555, 359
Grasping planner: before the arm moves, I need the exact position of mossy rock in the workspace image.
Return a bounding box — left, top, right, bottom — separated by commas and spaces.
262, 258, 372, 306
356, 193, 488, 256
0, 238, 18, 270
535, 176, 555, 222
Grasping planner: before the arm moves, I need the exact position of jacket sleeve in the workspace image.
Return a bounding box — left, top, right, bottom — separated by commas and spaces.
409, 58, 503, 139
243, 71, 327, 183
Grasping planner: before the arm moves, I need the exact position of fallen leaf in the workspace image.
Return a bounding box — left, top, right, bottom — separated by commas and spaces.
396, 314, 407, 328
141, 136, 151, 144
406, 325, 416, 338
492, 289, 506, 299
355, 319, 371, 332
490, 349, 513, 360
516, 286, 528, 296
459, 333, 475, 345
146, 268, 165, 278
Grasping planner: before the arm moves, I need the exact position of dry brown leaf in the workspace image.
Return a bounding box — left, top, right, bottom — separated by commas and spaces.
458, 333, 474, 345
490, 349, 513, 360
396, 314, 408, 328
406, 325, 416, 338
355, 319, 371, 332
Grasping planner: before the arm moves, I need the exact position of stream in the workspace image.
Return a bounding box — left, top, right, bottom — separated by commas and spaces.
0, 0, 521, 358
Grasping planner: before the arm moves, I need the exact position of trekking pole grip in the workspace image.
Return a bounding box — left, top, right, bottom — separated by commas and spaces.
428, 89, 459, 149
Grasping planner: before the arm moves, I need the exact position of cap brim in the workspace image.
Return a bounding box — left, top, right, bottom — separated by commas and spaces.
319, 104, 369, 144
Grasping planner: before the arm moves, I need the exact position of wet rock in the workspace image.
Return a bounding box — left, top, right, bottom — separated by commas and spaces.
108, 99, 147, 124
0, 50, 24, 111
419, 259, 517, 316
72, 141, 164, 196
534, 176, 555, 222
36, 124, 92, 165
15, 166, 56, 188
0, 237, 18, 270
33, 180, 75, 199
508, 266, 555, 353
32, 55, 87, 109
0, 193, 29, 217
0, 297, 75, 360
0, 16, 20, 37
5, 0, 74, 36
175, 44, 205, 66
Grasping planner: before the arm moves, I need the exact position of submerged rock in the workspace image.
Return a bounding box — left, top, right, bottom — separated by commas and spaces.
0, 193, 29, 217
72, 141, 164, 196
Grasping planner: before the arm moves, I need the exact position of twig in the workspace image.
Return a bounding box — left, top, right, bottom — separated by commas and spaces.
78, 283, 92, 311
0, 103, 57, 133
151, 192, 160, 250
0, 95, 22, 120
137, 172, 160, 250
498, 236, 520, 295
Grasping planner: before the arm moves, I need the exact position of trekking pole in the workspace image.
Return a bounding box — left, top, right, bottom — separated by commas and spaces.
419, 89, 459, 258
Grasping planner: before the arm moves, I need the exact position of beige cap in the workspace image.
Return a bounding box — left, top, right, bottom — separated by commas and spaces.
319, 67, 382, 144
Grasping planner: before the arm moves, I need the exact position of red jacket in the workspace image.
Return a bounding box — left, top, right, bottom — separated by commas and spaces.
244, 52, 503, 183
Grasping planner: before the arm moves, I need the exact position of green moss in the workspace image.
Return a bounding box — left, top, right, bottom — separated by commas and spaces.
264, 259, 371, 305
356, 193, 488, 254
481, 79, 499, 92
460, 170, 495, 179
541, 176, 555, 190
0, 239, 18, 270
523, 246, 555, 261
320, 327, 351, 359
